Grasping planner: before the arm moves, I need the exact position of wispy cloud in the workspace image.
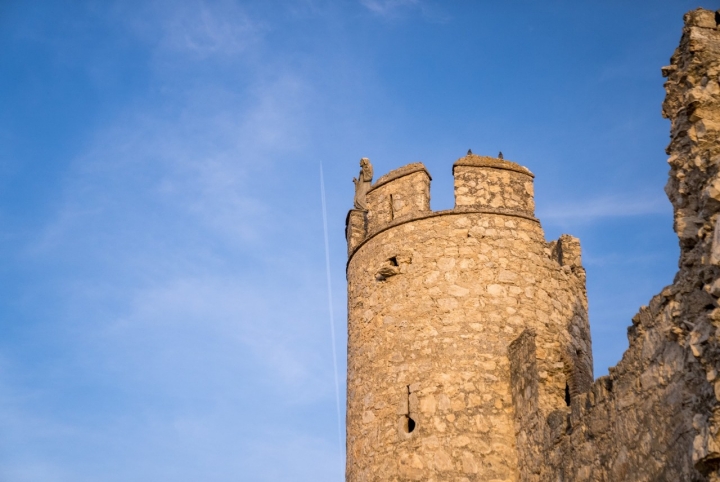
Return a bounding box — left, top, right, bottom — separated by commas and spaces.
583, 250, 670, 267
538, 192, 670, 225
30, 70, 315, 256
359, 0, 449, 21
1, 5, 346, 477
157, 0, 263, 57
99, 274, 335, 400
360, 0, 420, 16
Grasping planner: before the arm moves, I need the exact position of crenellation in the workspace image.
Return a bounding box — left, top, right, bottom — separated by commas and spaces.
550, 234, 582, 269
454, 154, 535, 216
366, 163, 431, 236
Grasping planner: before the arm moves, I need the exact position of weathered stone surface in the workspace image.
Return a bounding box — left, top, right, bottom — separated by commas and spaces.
515, 9, 720, 482
453, 155, 535, 216
366, 164, 431, 236
353, 157, 374, 211
346, 210, 367, 256
345, 8, 720, 481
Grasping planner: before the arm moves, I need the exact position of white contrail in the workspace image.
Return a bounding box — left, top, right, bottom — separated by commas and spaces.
320, 164, 344, 478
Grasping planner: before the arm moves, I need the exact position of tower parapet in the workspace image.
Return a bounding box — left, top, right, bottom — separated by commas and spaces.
366, 163, 431, 235
345, 155, 539, 259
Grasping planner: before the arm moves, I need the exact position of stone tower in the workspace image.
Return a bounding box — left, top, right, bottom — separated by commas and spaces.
345, 155, 593, 480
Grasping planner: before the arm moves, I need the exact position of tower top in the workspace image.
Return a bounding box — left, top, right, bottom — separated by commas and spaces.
370, 162, 431, 193
453, 153, 534, 178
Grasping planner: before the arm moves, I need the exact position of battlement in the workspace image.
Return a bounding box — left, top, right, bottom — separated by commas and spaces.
453, 153, 535, 216
346, 154, 537, 256
366, 162, 431, 234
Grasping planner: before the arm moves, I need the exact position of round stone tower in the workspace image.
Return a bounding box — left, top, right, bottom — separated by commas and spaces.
345, 154, 593, 481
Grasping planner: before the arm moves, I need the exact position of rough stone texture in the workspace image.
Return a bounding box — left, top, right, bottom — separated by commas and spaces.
454, 156, 535, 216
346, 210, 367, 256
512, 9, 720, 481
346, 8, 720, 481
366, 164, 431, 236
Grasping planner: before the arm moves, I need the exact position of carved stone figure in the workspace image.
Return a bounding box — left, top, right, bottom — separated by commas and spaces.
353, 157, 373, 210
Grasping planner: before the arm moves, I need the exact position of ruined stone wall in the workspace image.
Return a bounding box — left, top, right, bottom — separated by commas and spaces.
346, 10, 720, 481
509, 8, 720, 482
346, 155, 592, 481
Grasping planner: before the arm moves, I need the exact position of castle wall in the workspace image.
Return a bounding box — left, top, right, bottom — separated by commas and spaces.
509, 9, 720, 482
346, 157, 591, 481
346, 8, 720, 482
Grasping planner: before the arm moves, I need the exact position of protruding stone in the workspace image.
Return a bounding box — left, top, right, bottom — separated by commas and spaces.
711, 221, 720, 265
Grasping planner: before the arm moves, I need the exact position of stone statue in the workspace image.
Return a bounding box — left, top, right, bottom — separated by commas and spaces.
353, 157, 373, 211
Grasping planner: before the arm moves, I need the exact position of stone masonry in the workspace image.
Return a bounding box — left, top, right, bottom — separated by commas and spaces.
345, 8, 720, 481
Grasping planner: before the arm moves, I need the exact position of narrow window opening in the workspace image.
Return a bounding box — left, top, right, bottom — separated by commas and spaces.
565, 382, 571, 406
715, 10, 720, 26
406, 416, 416, 433
404, 385, 416, 433
389, 256, 398, 266
389, 194, 395, 220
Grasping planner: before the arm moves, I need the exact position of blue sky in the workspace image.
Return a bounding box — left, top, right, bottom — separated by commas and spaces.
0, 1, 704, 480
